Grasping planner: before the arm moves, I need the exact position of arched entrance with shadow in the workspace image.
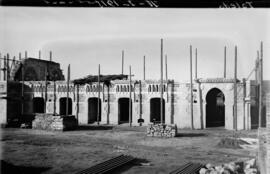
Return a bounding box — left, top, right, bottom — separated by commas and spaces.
206, 88, 225, 127
33, 97, 45, 113
118, 98, 132, 124
88, 98, 101, 123
59, 97, 72, 115
150, 98, 165, 123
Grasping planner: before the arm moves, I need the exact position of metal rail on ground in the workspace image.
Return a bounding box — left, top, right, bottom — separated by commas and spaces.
170, 162, 204, 174
75, 155, 135, 174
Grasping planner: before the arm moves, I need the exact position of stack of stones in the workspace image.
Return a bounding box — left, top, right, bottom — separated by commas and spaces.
32, 113, 77, 131
199, 158, 258, 174
147, 123, 177, 137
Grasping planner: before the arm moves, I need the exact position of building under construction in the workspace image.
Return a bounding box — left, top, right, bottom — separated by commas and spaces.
0, 45, 269, 130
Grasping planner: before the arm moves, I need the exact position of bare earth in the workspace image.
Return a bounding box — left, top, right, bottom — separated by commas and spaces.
0, 125, 258, 174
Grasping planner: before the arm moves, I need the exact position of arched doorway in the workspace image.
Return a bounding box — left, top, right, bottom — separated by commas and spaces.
150, 98, 165, 123
33, 97, 45, 113
118, 98, 132, 124
59, 97, 72, 115
206, 88, 225, 127
88, 98, 101, 123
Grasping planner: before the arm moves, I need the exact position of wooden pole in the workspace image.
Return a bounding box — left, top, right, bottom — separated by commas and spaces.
19, 52, 21, 60
224, 46, 227, 78
190, 45, 194, 130
39, 50, 41, 59
160, 39, 164, 124
6, 54, 10, 81
53, 77, 56, 115
97, 64, 100, 125
165, 54, 169, 102
3, 56, 6, 81
122, 50, 124, 75
143, 55, 145, 80
44, 65, 47, 113
25, 51, 27, 59
39, 51, 41, 80
195, 48, 197, 80
50, 51, 52, 61
259, 42, 263, 128
234, 46, 238, 131
139, 80, 142, 126
199, 82, 204, 129
66, 64, 70, 116
243, 78, 246, 130
0, 53, 2, 81
21, 62, 24, 117
129, 65, 132, 127
165, 54, 168, 82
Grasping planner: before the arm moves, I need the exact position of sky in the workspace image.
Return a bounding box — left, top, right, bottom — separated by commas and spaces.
0, 7, 269, 82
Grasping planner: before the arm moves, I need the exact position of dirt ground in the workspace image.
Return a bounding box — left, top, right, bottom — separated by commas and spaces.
0, 125, 258, 174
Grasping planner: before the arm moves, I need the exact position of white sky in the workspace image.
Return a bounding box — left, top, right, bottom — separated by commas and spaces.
0, 7, 269, 82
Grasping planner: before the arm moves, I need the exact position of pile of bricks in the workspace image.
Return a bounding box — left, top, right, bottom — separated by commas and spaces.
32, 113, 77, 131
147, 123, 177, 137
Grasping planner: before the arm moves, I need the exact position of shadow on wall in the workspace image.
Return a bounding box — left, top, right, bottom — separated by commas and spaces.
1, 160, 51, 174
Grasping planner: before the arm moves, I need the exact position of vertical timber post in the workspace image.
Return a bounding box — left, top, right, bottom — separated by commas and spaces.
129, 65, 132, 127
165, 54, 169, 102
44, 65, 47, 113
259, 42, 263, 128
224, 46, 227, 78
195, 48, 197, 80
234, 46, 238, 131
25, 51, 27, 59
0, 53, 2, 81
21, 62, 24, 118
190, 45, 194, 130
97, 64, 100, 125
243, 78, 246, 130
143, 55, 145, 80
66, 64, 70, 116
50, 51, 52, 61
160, 39, 164, 124
122, 50, 124, 75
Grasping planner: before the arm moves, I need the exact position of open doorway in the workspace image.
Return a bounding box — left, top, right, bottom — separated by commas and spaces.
118, 98, 132, 124
33, 97, 45, 113
150, 98, 165, 123
206, 88, 225, 127
88, 97, 101, 123
59, 97, 72, 115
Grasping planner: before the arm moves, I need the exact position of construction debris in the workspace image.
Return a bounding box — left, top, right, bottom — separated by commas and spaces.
32, 113, 77, 131
199, 158, 258, 174
147, 123, 177, 137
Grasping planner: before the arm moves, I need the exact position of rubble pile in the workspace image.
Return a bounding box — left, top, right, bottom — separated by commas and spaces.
32, 113, 77, 131
147, 123, 177, 137
199, 158, 258, 174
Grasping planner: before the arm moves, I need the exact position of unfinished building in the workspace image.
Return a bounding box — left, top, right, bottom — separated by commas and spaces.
0, 56, 268, 130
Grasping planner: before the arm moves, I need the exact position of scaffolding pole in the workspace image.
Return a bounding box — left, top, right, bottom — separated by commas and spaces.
160, 39, 164, 124
259, 42, 263, 128
66, 64, 70, 116
129, 65, 132, 127
190, 45, 194, 130
97, 64, 100, 125
234, 46, 238, 130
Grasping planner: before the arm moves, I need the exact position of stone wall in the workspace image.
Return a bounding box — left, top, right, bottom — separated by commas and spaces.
147, 124, 177, 137
32, 113, 78, 131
